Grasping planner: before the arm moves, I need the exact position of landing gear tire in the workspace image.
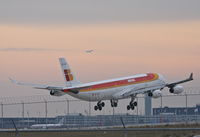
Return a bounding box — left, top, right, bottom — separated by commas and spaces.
98, 106, 102, 110
127, 104, 135, 110
131, 105, 135, 110
133, 102, 137, 106
94, 106, 98, 111
101, 102, 105, 107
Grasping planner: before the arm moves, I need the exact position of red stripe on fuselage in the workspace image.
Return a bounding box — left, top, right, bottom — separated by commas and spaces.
63, 73, 159, 93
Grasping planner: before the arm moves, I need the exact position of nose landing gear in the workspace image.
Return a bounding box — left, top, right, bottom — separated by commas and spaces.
94, 101, 105, 111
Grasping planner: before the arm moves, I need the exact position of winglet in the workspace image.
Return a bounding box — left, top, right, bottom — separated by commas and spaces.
9, 78, 19, 84
189, 73, 193, 81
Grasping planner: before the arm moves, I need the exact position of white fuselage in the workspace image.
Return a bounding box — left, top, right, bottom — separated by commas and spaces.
65, 73, 166, 101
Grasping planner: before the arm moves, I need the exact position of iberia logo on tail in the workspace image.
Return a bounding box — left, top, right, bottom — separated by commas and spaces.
64, 69, 74, 81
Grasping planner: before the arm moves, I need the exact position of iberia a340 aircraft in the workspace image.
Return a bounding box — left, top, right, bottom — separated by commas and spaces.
11, 58, 193, 111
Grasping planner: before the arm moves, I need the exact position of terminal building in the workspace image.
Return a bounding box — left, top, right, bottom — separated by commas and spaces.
153, 104, 200, 115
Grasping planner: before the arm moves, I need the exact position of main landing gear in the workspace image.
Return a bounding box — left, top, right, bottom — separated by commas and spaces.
110, 99, 118, 107
127, 96, 137, 110
94, 101, 105, 111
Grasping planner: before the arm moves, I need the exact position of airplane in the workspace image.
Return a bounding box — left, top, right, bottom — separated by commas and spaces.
10, 58, 193, 111
85, 50, 94, 53
30, 118, 64, 129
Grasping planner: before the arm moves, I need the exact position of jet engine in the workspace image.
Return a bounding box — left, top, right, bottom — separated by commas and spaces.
152, 90, 162, 98
169, 85, 183, 94
50, 90, 65, 96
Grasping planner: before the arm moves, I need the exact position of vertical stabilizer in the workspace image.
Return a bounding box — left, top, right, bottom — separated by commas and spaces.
59, 58, 80, 87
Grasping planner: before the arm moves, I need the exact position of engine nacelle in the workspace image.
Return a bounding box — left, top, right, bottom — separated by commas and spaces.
50, 90, 65, 96
170, 85, 183, 94
152, 90, 162, 98
50, 90, 55, 95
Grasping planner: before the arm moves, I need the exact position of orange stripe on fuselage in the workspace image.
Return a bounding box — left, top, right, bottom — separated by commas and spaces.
78, 73, 159, 92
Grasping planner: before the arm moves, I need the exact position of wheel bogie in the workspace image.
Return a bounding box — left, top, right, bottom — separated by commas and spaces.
127, 97, 137, 110
110, 100, 118, 108
94, 101, 105, 111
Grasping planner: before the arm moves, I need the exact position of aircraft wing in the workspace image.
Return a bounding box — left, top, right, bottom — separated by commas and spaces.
114, 73, 194, 98
9, 78, 90, 94
166, 73, 193, 88
9, 78, 64, 91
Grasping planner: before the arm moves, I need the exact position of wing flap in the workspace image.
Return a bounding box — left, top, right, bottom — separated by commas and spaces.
63, 85, 91, 94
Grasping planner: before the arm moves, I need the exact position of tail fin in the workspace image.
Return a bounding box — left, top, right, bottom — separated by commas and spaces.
59, 58, 80, 87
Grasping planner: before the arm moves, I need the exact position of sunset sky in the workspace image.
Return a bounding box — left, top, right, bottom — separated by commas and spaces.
0, 0, 200, 97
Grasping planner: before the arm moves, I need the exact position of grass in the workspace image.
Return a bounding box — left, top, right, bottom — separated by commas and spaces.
1, 123, 200, 137
0, 130, 200, 137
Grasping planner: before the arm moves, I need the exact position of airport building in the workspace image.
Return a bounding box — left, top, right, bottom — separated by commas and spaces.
153, 104, 200, 115
1, 112, 200, 129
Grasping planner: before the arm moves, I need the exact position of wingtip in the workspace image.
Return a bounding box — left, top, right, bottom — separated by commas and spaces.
9, 78, 16, 83
190, 73, 193, 80
9, 77, 14, 82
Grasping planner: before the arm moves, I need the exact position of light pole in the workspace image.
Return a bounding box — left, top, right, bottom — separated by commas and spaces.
1, 103, 3, 129
89, 101, 91, 116
44, 100, 48, 127
65, 98, 69, 115
27, 111, 30, 128
22, 101, 25, 128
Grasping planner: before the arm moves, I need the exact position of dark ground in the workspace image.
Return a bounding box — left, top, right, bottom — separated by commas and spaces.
1, 124, 200, 137
0, 130, 200, 137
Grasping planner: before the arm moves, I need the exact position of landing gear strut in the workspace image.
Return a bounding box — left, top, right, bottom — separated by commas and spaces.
110, 99, 118, 107
94, 101, 105, 111
127, 96, 137, 110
